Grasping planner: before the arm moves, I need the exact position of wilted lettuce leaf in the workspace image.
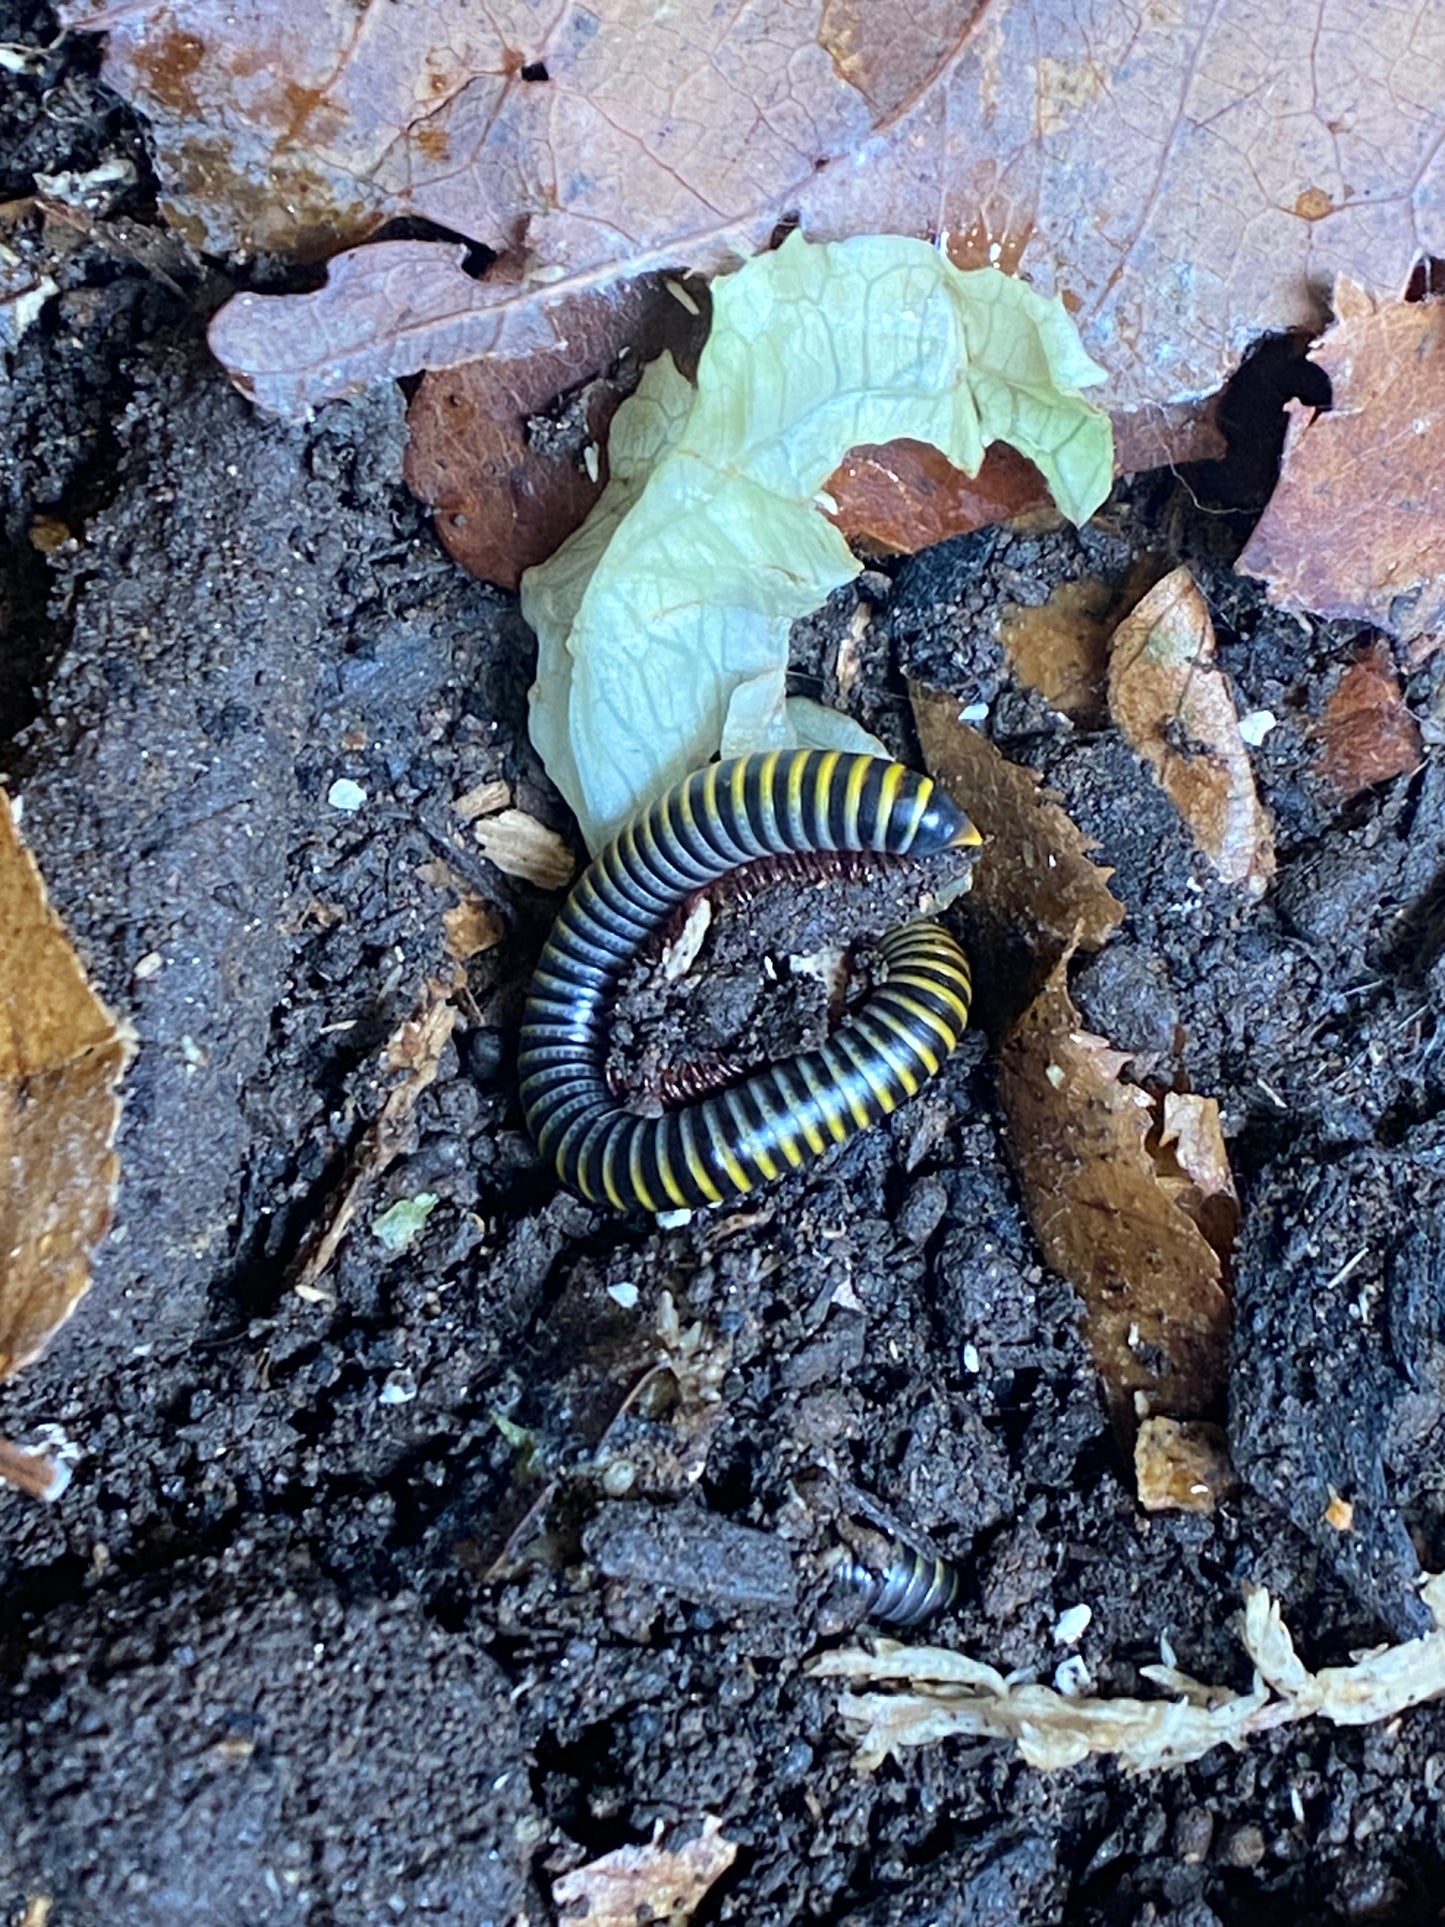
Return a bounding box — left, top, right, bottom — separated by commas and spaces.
523, 232, 1113, 850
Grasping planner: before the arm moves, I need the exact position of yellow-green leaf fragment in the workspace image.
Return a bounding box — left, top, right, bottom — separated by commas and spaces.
523, 232, 1114, 850
371, 1192, 440, 1253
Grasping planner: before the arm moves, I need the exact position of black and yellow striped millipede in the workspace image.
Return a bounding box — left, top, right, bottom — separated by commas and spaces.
518, 749, 980, 1213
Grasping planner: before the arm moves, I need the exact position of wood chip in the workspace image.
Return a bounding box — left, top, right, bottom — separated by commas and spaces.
473, 809, 576, 890
452, 777, 512, 823
1135, 1417, 1238, 1515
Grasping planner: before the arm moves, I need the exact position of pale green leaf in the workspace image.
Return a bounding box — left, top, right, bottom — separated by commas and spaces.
371, 1192, 440, 1254
523, 233, 1113, 850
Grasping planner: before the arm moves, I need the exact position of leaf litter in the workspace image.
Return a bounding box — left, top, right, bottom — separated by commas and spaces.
1106, 567, 1276, 901
996, 957, 1234, 1430
1311, 639, 1425, 799
1238, 278, 1445, 645
76, 0, 1445, 436
551, 1814, 738, 1926
523, 232, 1113, 850
402, 273, 706, 591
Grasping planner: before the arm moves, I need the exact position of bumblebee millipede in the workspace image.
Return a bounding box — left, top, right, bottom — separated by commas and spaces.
518, 749, 979, 1213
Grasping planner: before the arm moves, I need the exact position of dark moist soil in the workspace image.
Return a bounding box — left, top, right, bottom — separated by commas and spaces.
4, 19, 1445, 1927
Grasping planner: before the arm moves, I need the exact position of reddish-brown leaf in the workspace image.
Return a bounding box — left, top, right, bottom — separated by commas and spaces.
825, 440, 1050, 555
403, 274, 706, 588
1312, 639, 1425, 800
76, 0, 1435, 428
1239, 282, 1445, 642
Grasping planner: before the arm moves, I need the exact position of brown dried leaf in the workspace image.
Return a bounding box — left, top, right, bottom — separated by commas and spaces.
552, 1816, 737, 1926
997, 958, 1231, 1426
999, 558, 1172, 723
404, 275, 705, 589
1238, 283, 1445, 642
442, 898, 504, 963
1155, 1092, 1240, 1264
911, 681, 1123, 980
826, 440, 1050, 556
1312, 640, 1424, 799
1135, 1417, 1238, 1516
1107, 568, 1275, 899
0, 791, 133, 1383
473, 809, 575, 890
129, 0, 1445, 431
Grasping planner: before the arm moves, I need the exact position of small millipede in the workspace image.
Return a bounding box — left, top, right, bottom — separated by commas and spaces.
518, 749, 979, 1213
840, 1542, 963, 1628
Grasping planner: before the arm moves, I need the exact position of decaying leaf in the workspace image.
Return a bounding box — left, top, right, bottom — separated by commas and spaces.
1107, 568, 1275, 900
403, 274, 704, 589
552, 1815, 737, 1925
1000, 558, 1171, 723
911, 682, 1123, 983
997, 958, 1231, 1426
825, 440, 1052, 557
1154, 1092, 1240, 1264
815, 1570, 1445, 1775
96, 0, 1445, 435
0, 790, 133, 1390
1238, 281, 1445, 643
524, 233, 1112, 851
1311, 639, 1425, 800
441, 897, 504, 963
1134, 1416, 1238, 1516
472, 809, 575, 890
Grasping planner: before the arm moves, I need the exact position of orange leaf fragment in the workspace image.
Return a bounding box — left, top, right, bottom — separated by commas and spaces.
1107, 567, 1275, 899
0, 790, 133, 1387
552, 1815, 738, 1925
998, 959, 1232, 1428
1238, 281, 1445, 643
442, 898, 504, 963
1312, 640, 1424, 800
825, 440, 1051, 556
911, 682, 1123, 982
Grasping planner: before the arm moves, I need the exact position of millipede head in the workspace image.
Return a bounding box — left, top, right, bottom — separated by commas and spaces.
914, 784, 981, 855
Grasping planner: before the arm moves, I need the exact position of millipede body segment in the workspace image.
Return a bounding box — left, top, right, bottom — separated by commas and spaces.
518, 750, 979, 1212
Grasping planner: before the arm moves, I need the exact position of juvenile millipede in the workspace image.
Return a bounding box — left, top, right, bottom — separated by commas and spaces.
840, 1543, 963, 1628
518, 749, 979, 1213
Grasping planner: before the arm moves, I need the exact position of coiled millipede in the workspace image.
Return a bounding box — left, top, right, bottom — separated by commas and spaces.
518, 749, 979, 1212
840, 1542, 963, 1628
